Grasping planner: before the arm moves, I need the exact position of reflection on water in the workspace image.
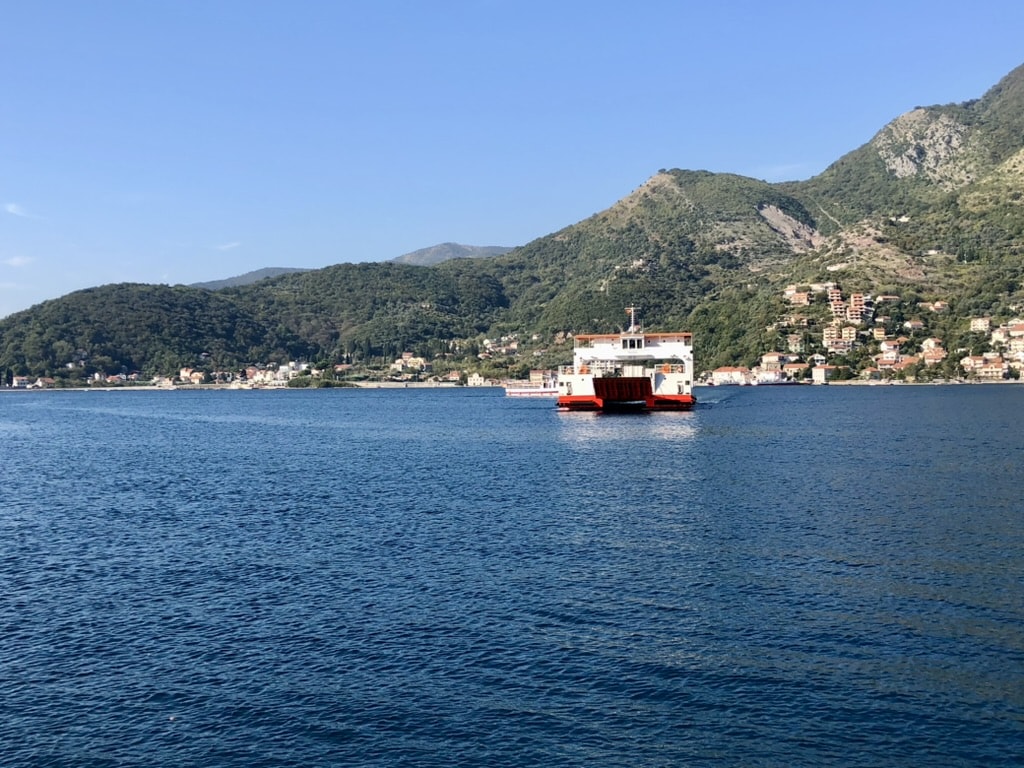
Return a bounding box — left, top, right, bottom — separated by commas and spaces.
556, 410, 698, 447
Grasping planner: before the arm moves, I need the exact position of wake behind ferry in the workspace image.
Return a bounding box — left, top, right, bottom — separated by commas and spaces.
557, 307, 695, 412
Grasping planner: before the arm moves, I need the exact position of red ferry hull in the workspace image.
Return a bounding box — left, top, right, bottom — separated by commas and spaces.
557, 377, 696, 412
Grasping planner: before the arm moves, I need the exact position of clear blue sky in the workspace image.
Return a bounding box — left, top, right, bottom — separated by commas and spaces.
2, 0, 1023, 318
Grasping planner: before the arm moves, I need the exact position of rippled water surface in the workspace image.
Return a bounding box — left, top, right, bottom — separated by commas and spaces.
2, 385, 1022, 767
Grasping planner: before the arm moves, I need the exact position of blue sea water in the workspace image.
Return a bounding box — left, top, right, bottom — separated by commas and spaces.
1, 384, 1022, 767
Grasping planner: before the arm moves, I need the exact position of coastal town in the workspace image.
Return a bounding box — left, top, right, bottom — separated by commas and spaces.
6, 354, 458, 390
709, 282, 1024, 385
5, 281, 1024, 390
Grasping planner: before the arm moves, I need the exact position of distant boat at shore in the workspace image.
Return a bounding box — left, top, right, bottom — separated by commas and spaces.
504, 372, 558, 397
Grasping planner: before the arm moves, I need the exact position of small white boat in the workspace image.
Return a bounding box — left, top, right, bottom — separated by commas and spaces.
504, 372, 558, 397
504, 384, 559, 397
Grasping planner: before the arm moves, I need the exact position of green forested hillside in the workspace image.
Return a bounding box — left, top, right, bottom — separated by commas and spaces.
228, 261, 509, 363
2, 64, 1024, 382
0, 284, 309, 377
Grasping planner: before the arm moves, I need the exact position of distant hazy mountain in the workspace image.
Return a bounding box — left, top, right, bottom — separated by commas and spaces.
191, 244, 512, 291
391, 242, 513, 266
192, 267, 310, 290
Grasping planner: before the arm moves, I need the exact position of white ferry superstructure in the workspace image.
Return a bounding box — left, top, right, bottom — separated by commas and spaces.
556, 307, 695, 412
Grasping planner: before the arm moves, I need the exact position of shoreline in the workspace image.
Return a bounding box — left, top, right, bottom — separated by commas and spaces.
0, 380, 476, 393
4, 379, 1023, 393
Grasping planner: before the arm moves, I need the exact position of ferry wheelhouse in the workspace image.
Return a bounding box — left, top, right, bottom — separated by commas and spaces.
557, 308, 695, 412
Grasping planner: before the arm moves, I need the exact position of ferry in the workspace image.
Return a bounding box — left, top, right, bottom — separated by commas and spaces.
504, 370, 558, 397
557, 307, 695, 412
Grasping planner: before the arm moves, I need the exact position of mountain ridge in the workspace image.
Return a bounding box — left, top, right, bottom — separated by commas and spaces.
191, 267, 311, 291
187, 243, 514, 291
3, 62, 1024, 381
390, 242, 513, 266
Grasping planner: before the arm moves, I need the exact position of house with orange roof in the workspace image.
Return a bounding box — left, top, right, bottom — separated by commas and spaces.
860, 367, 882, 381
1006, 337, 1024, 363
811, 364, 842, 384
978, 357, 1008, 379
878, 341, 902, 365
711, 366, 752, 386
959, 355, 986, 372
783, 362, 809, 380
760, 352, 797, 371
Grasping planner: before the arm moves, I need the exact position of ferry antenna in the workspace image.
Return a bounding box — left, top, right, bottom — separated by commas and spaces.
625, 305, 641, 332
